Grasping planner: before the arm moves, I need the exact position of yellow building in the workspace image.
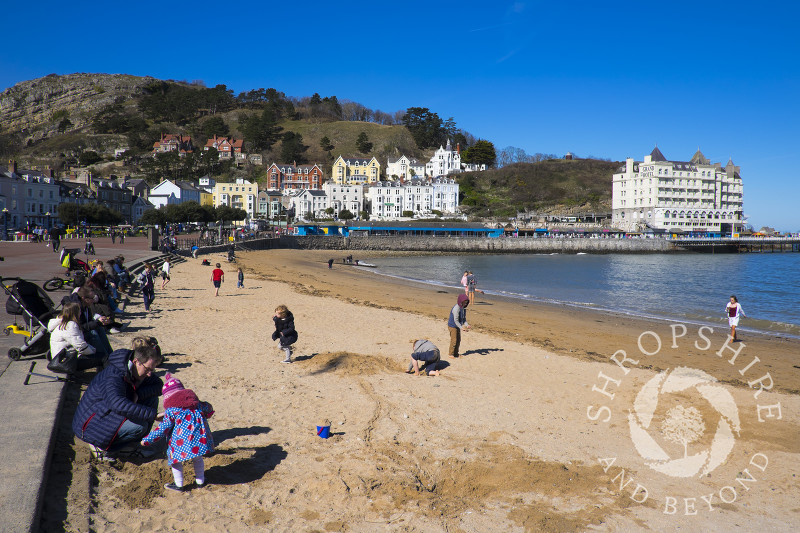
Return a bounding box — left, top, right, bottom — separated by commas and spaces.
331, 156, 381, 185
199, 190, 214, 207
212, 179, 258, 220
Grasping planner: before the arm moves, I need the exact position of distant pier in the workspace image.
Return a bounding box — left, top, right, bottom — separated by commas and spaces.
668, 236, 800, 253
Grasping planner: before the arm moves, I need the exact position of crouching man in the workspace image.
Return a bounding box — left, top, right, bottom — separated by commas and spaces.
72, 339, 163, 460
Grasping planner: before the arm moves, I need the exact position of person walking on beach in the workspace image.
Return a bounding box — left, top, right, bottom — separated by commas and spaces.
211, 263, 224, 296
138, 263, 156, 311
328, 258, 334, 269
406, 339, 442, 376
726, 295, 746, 342
272, 304, 298, 363
237, 268, 244, 289
160, 259, 171, 290
460, 270, 469, 295
141, 373, 215, 492
466, 271, 484, 305
448, 294, 471, 358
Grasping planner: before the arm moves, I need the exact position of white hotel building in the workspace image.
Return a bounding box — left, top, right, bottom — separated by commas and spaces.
612, 147, 744, 234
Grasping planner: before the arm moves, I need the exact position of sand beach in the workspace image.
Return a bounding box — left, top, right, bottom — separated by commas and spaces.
43, 249, 800, 532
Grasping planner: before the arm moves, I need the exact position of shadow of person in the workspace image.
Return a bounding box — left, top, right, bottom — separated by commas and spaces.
213, 425, 272, 446
292, 352, 317, 362
205, 444, 287, 485
461, 347, 504, 356
159, 361, 193, 372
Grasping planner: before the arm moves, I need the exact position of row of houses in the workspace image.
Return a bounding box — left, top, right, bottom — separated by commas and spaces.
0, 160, 461, 232
153, 133, 483, 185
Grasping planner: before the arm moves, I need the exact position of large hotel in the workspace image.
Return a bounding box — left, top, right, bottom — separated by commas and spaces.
611, 147, 744, 234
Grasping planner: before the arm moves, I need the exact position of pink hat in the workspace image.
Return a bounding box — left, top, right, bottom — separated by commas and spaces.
162, 373, 184, 402
457, 294, 469, 306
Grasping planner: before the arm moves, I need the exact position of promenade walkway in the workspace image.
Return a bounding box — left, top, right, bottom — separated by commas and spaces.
0, 237, 164, 533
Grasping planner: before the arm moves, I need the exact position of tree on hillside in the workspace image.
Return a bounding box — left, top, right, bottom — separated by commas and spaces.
201, 116, 230, 139
402, 107, 446, 149
319, 136, 334, 152
280, 132, 309, 164
339, 209, 355, 220
79, 151, 103, 166
239, 107, 282, 151
356, 132, 373, 154
461, 140, 497, 167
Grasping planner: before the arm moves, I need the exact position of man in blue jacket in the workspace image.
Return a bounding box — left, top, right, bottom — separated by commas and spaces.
72, 343, 163, 459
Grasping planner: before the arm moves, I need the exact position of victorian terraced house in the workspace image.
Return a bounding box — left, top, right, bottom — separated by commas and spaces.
331, 156, 381, 185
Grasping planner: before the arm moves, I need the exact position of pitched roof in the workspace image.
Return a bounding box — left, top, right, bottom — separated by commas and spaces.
690, 149, 710, 165
649, 146, 667, 161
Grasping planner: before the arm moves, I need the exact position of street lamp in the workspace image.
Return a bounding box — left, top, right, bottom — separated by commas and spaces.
46, 212, 51, 231
2, 208, 8, 241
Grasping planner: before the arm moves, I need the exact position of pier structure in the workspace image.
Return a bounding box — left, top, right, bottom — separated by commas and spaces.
668, 236, 800, 253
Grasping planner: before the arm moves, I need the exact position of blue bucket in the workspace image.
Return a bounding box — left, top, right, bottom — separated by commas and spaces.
316, 425, 331, 439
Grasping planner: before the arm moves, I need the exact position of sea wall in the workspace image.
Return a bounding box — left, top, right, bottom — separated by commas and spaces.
283, 235, 677, 253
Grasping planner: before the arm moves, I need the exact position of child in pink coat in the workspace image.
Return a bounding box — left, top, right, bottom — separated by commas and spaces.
141, 373, 215, 492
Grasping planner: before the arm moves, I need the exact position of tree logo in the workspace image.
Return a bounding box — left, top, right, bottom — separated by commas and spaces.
628, 366, 741, 478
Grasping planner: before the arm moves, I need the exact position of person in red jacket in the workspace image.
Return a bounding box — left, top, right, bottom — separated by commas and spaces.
210, 263, 224, 296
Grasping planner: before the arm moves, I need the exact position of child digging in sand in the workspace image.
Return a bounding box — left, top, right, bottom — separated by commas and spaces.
141, 373, 215, 492
406, 339, 442, 376
272, 304, 298, 363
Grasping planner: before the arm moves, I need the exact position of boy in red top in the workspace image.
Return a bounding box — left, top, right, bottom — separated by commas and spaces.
211, 263, 224, 296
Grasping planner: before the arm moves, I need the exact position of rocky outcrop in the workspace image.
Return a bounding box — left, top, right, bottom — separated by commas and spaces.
0, 73, 155, 141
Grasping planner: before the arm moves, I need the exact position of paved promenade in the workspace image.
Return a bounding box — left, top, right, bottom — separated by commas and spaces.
0, 236, 157, 533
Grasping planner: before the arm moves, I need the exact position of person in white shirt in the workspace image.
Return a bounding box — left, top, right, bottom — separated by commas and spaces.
48, 302, 96, 360
725, 295, 746, 342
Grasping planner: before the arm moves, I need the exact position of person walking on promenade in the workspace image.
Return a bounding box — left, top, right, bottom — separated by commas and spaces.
50, 227, 61, 253
111, 229, 116, 244
272, 304, 298, 363
726, 295, 746, 342
160, 259, 171, 290
141, 373, 215, 492
448, 294, 471, 358
211, 263, 224, 296
138, 263, 156, 311
237, 268, 244, 289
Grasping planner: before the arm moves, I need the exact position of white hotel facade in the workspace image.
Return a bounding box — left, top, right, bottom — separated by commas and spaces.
612, 147, 744, 234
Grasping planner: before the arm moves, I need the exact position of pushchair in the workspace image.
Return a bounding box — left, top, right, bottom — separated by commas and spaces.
59, 248, 90, 275
2, 276, 60, 360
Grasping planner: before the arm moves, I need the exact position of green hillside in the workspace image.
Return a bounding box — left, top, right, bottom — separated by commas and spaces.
459, 159, 618, 217
1, 73, 618, 217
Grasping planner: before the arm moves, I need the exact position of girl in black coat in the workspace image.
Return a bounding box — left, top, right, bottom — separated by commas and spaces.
272, 304, 298, 363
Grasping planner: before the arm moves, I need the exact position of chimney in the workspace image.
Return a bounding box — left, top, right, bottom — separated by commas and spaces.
456, 144, 460, 154
8, 159, 17, 174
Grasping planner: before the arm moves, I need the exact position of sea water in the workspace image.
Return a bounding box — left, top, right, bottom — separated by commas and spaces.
368, 253, 800, 338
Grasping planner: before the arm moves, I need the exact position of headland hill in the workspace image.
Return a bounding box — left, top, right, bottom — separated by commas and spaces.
2, 72, 795, 254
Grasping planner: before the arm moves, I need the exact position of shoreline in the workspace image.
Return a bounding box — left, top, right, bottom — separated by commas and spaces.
242, 249, 800, 395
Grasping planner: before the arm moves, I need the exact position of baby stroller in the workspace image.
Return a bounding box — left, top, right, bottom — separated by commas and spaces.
2, 276, 59, 360
84, 238, 95, 255
60, 248, 90, 275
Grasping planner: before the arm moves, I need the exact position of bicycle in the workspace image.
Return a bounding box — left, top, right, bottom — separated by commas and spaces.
43, 272, 85, 292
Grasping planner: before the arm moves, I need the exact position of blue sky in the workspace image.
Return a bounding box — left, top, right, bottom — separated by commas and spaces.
3, 1, 799, 231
